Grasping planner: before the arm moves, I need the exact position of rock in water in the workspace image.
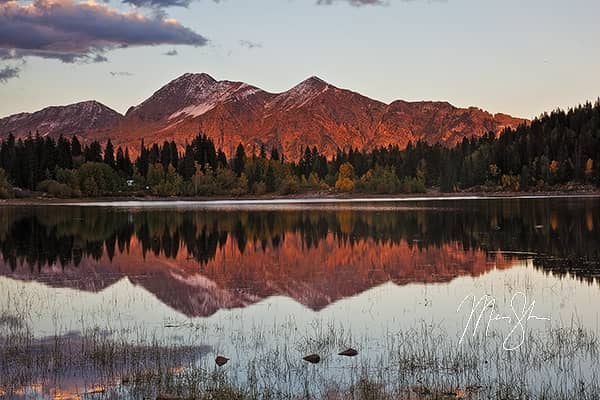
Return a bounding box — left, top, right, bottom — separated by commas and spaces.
215, 356, 229, 366
338, 348, 358, 357
302, 354, 321, 364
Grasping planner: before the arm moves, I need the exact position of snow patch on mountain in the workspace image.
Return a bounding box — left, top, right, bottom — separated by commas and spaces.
0, 100, 123, 138
169, 103, 219, 120
167, 270, 261, 314
168, 81, 263, 120
267, 76, 331, 111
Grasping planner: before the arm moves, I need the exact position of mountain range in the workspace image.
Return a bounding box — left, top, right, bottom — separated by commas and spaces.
0, 236, 512, 318
0, 73, 528, 159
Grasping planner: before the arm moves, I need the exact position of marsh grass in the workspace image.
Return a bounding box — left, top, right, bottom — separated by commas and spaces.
1, 310, 599, 400
1, 263, 599, 400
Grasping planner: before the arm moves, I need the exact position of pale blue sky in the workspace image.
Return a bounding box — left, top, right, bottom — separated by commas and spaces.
1, 0, 599, 119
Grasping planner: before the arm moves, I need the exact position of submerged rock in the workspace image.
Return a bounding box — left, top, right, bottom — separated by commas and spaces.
302, 354, 321, 364
215, 355, 229, 366
338, 348, 358, 357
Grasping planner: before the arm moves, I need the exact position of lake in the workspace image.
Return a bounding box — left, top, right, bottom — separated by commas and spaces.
1, 196, 599, 399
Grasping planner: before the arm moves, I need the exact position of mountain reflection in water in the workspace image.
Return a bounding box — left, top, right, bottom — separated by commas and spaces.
0, 197, 599, 317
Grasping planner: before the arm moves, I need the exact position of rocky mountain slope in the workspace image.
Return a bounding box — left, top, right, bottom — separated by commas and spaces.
0, 235, 513, 318
0, 74, 528, 159
0, 100, 122, 139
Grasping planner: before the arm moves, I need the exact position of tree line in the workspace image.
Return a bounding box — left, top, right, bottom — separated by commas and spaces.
1, 99, 600, 198
2, 201, 599, 282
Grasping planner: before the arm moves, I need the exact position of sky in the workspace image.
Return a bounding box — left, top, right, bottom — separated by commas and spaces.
1, 0, 599, 119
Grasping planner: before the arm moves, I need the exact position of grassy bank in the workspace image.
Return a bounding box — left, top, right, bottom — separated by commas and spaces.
1, 313, 599, 400
2, 187, 600, 206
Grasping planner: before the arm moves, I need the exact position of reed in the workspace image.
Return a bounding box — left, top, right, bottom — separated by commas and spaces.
1, 308, 599, 400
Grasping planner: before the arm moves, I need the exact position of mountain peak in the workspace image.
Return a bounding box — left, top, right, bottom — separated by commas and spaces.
136, 73, 265, 121
166, 73, 219, 95
67, 100, 120, 114
72, 100, 100, 107
33, 100, 121, 119
298, 76, 329, 88
125, 72, 223, 119
0, 100, 122, 139
154, 72, 220, 98
175, 72, 217, 84
269, 76, 332, 110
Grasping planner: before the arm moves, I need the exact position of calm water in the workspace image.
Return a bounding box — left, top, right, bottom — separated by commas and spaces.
1, 197, 600, 398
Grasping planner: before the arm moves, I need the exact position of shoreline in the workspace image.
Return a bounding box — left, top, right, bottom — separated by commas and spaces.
2, 189, 600, 205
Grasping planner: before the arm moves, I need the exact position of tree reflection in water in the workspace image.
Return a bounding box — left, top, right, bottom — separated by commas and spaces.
0, 198, 598, 317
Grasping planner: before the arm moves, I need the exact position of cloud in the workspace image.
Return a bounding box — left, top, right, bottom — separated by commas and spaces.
93, 54, 108, 63
122, 0, 223, 9
123, 0, 192, 7
239, 40, 262, 49
316, 0, 446, 5
0, 0, 208, 63
163, 49, 178, 56
109, 71, 133, 76
316, 0, 387, 5
0, 64, 19, 83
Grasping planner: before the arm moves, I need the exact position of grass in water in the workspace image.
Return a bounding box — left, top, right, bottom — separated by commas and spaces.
1, 310, 599, 400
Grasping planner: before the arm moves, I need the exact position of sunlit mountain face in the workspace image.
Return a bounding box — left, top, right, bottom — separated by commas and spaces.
1, 198, 598, 318
0, 73, 528, 160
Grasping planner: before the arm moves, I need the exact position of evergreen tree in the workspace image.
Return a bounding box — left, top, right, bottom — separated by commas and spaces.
170, 141, 179, 170
233, 144, 246, 177
149, 143, 160, 165
71, 136, 82, 158
217, 149, 228, 168
260, 144, 267, 159
270, 147, 280, 161
85, 141, 103, 163
161, 141, 171, 171
0, 134, 17, 180
265, 164, 276, 192
178, 145, 196, 180
136, 139, 149, 177
56, 135, 72, 169
116, 147, 126, 175
124, 147, 133, 176
104, 139, 115, 168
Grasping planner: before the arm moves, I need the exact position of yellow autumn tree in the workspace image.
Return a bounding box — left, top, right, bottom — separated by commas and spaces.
488, 164, 500, 178
335, 162, 355, 192
585, 158, 594, 179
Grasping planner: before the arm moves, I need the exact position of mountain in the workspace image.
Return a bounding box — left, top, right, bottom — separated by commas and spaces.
0, 235, 513, 318
113, 72, 272, 153
0, 74, 528, 158
0, 100, 123, 139
373, 101, 527, 150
